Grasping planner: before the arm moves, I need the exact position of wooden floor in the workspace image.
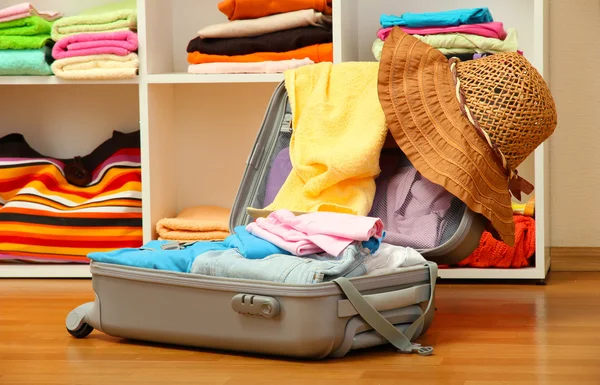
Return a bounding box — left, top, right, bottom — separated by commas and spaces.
1, 272, 600, 385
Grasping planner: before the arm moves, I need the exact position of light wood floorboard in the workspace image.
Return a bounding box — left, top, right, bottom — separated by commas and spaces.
1, 272, 599, 384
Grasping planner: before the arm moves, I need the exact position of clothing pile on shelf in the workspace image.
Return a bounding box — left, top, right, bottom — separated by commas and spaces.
512, 194, 535, 218
89, 209, 427, 285
49, 0, 138, 80
0, 2, 61, 76
372, 7, 521, 62
186, 0, 333, 74
156, 206, 232, 242
0, 130, 142, 264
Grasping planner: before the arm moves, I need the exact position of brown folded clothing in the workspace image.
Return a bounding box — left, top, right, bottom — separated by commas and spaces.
187, 25, 332, 56
218, 0, 332, 21
187, 42, 333, 64
156, 206, 231, 241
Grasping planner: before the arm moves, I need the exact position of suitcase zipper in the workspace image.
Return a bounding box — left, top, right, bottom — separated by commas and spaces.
280, 112, 292, 133
90, 262, 432, 298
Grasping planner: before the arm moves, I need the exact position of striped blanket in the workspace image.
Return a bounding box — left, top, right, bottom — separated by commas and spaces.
0, 130, 142, 263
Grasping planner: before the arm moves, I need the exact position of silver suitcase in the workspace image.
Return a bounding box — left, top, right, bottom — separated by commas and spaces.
65, 82, 485, 359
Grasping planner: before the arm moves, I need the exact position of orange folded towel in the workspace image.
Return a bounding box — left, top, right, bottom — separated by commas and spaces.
458, 215, 536, 268
218, 0, 332, 21
156, 206, 231, 242
187, 42, 333, 64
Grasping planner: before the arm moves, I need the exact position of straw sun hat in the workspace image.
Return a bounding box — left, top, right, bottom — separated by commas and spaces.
377, 28, 557, 246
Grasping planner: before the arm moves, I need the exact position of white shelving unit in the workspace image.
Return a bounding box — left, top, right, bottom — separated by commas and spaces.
0, 0, 550, 280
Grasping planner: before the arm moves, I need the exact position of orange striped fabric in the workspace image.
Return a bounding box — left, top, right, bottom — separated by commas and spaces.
0, 130, 142, 263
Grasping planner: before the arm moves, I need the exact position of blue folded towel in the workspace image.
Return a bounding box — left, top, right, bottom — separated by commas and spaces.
380, 7, 493, 28
88, 226, 291, 272
0, 44, 53, 76
88, 240, 229, 273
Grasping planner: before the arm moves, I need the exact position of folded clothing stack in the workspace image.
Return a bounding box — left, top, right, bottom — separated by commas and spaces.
187, 0, 333, 74
372, 7, 521, 62
0, 2, 62, 75
50, 0, 138, 80
512, 195, 535, 218
0, 130, 142, 263
89, 209, 428, 285
156, 206, 232, 242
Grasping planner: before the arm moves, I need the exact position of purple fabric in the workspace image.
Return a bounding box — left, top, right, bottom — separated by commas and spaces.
263, 147, 292, 207
369, 153, 454, 249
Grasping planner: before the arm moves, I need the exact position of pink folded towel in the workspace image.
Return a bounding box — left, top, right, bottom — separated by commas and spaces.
246, 209, 384, 257
0, 2, 61, 23
188, 58, 314, 74
378, 21, 508, 41
52, 30, 138, 60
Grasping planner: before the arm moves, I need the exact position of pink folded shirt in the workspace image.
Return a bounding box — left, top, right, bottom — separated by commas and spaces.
246, 209, 384, 257
0, 2, 61, 23
378, 21, 508, 41
52, 31, 138, 60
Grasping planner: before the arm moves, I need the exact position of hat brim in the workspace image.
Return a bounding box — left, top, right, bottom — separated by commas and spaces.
377, 28, 516, 246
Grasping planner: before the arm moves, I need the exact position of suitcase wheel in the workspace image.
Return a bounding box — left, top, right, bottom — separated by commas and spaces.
66, 322, 94, 339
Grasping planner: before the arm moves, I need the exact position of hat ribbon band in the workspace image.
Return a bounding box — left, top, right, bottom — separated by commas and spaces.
449, 59, 534, 201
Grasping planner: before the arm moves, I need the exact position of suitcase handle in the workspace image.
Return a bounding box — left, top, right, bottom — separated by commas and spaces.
231, 294, 280, 319
333, 262, 437, 355
336, 284, 431, 318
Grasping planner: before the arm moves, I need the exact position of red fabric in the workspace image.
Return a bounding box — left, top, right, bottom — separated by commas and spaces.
458, 215, 536, 268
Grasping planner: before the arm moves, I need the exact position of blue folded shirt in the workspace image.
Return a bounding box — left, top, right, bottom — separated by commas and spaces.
380, 7, 493, 28
223, 226, 291, 259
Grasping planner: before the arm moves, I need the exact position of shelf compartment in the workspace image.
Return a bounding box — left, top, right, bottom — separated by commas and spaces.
141, 82, 279, 242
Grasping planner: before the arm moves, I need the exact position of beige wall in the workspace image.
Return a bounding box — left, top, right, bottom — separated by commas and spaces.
549, 0, 600, 246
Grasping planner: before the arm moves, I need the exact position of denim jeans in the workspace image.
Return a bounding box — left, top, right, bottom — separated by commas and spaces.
190, 242, 370, 284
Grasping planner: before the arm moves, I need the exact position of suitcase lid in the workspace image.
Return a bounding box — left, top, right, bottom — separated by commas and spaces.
229, 82, 485, 265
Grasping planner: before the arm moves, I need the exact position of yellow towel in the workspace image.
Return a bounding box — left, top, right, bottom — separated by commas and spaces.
264, 61, 387, 216
156, 206, 231, 241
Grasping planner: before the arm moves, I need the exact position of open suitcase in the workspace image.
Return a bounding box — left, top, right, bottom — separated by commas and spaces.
65, 81, 485, 359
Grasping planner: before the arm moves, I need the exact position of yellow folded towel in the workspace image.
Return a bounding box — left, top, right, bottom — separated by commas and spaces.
264, 61, 387, 216
156, 206, 231, 241
51, 53, 139, 80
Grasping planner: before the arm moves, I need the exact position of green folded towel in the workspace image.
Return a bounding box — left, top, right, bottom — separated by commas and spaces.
51, 3, 137, 41
0, 45, 53, 76
80, 0, 137, 15
51, 9, 136, 41
0, 35, 51, 49
0, 15, 53, 36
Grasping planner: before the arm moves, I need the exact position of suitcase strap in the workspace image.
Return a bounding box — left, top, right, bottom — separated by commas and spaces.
333, 262, 437, 356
